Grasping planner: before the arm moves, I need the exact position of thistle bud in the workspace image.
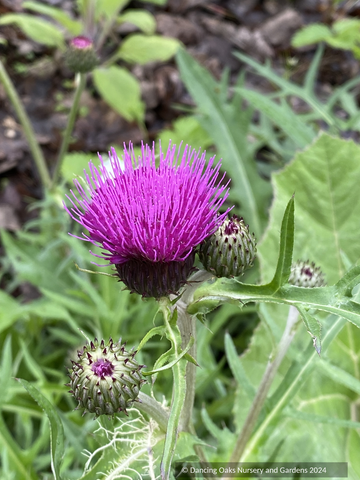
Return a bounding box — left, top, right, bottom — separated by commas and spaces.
289, 260, 326, 287
65, 36, 98, 73
66, 338, 146, 417
199, 215, 257, 278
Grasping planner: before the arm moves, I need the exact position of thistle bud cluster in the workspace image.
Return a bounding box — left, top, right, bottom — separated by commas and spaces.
66, 338, 146, 417
65, 36, 98, 73
199, 215, 257, 278
289, 260, 326, 288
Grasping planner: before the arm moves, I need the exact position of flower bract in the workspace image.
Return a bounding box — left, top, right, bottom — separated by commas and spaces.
66, 338, 145, 417
64, 142, 231, 297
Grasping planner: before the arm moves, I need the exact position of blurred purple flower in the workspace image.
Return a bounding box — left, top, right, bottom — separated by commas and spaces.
70, 36, 93, 50
64, 142, 231, 297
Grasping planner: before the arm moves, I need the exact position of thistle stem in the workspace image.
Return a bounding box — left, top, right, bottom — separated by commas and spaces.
226, 305, 300, 468
0, 60, 51, 190
137, 392, 169, 433
51, 72, 86, 188
176, 270, 213, 430
158, 297, 187, 480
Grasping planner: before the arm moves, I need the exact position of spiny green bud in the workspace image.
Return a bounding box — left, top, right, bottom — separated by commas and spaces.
65, 36, 98, 73
199, 214, 257, 278
289, 260, 326, 287
66, 338, 146, 417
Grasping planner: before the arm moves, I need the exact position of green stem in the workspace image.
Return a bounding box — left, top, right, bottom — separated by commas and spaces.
137, 392, 169, 433
175, 270, 213, 430
0, 60, 51, 190
83, 0, 96, 38
226, 305, 300, 468
159, 297, 187, 480
51, 73, 86, 188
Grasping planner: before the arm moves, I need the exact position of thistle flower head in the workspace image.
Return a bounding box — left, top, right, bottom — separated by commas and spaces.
199, 214, 257, 278
66, 338, 146, 417
65, 35, 98, 73
64, 142, 231, 297
289, 260, 326, 287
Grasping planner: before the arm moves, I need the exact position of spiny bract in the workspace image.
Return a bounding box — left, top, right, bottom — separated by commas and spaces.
66, 338, 146, 417
289, 260, 326, 288
199, 214, 257, 278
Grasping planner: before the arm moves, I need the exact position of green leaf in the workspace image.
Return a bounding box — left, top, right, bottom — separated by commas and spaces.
40, 288, 95, 318
236, 88, 315, 148
172, 431, 208, 462
318, 359, 360, 395
348, 430, 360, 477
95, 0, 130, 19
269, 196, 294, 290
0, 291, 24, 333
259, 133, 360, 285
117, 34, 180, 64
137, 326, 166, 352
176, 48, 271, 237
297, 305, 322, 354
18, 379, 64, 480
201, 407, 236, 455
157, 115, 213, 152
93, 66, 145, 123
0, 14, 64, 47
233, 51, 335, 128
118, 10, 156, 34
291, 23, 332, 47
285, 407, 360, 429
224, 333, 255, 401
60, 152, 93, 184
0, 415, 36, 480
23, 1, 82, 35
0, 336, 12, 405
143, 337, 194, 376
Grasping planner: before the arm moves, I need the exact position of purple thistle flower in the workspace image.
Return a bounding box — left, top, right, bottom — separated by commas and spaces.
70, 36, 93, 50
64, 142, 232, 298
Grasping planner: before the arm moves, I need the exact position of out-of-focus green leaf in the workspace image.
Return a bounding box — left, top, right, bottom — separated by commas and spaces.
61, 152, 93, 184
0, 291, 24, 334
292, 23, 332, 47
0, 336, 12, 405
95, 0, 130, 19
93, 66, 144, 123
318, 359, 360, 395
236, 88, 315, 147
259, 133, 360, 284
233, 51, 335, 128
117, 34, 180, 64
118, 10, 156, 34
201, 407, 236, 458
23, 1, 82, 35
0, 415, 37, 480
158, 116, 213, 152
0, 14, 64, 47
40, 288, 95, 318
224, 333, 255, 401
18, 380, 64, 480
